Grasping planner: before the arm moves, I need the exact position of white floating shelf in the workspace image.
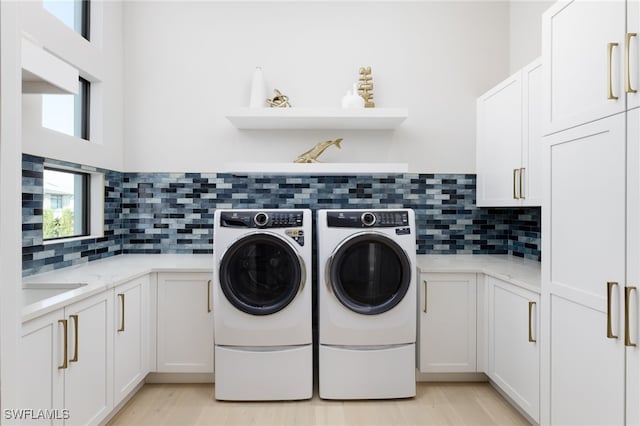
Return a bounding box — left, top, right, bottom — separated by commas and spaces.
21, 37, 78, 95
225, 162, 408, 175
225, 107, 408, 130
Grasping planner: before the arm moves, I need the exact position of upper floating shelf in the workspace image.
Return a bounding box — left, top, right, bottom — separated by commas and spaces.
225, 107, 409, 130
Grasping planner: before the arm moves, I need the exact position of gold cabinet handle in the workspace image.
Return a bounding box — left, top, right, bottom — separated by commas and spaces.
607, 281, 619, 339
528, 301, 536, 343
58, 319, 68, 369
626, 33, 638, 93
423, 280, 428, 314
626, 286, 637, 347
117, 293, 125, 332
207, 279, 212, 313
513, 169, 519, 200
70, 314, 79, 362
519, 168, 525, 200
608, 42, 619, 100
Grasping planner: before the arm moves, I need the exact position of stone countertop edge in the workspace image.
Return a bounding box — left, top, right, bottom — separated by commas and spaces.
21, 254, 213, 322
416, 254, 541, 294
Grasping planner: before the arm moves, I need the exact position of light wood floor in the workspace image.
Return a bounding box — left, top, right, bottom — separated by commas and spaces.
107, 382, 529, 426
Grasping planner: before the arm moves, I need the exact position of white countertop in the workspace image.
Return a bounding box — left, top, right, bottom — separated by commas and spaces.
416, 254, 541, 293
22, 254, 212, 322
22, 253, 540, 322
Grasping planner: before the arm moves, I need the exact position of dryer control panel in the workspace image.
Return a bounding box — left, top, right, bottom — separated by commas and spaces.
327, 210, 410, 228
220, 210, 304, 229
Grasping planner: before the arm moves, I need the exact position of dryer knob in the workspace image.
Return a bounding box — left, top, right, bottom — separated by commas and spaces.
361, 212, 376, 227
254, 212, 269, 227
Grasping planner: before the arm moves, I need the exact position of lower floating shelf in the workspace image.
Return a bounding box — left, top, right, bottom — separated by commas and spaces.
224, 162, 409, 175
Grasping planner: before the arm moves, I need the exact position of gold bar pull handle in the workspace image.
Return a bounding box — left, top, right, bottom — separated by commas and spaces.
528, 301, 537, 343
608, 42, 619, 100
519, 168, 526, 200
70, 314, 79, 362
513, 169, 519, 200
58, 319, 68, 369
626, 33, 637, 93
607, 281, 619, 339
207, 280, 212, 313
626, 286, 637, 347
117, 293, 125, 332
423, 280, 428, 314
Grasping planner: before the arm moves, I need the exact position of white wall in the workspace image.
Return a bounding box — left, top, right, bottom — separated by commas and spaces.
509, 0, 554, 73
123, 1, 510, 173
21, 1, 125, 172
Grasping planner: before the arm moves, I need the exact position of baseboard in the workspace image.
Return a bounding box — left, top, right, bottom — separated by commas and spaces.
416, 371, 488, 382
145, 372, 215, 383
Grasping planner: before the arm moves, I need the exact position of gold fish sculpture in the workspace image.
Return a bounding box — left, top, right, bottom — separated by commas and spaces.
294, 138, 343, 163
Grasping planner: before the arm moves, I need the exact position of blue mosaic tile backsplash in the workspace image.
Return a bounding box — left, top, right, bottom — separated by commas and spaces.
22, 154, 541, 276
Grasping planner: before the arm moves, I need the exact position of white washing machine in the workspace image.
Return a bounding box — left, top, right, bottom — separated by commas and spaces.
213, 209, 312, 401
317, 209, 417, 399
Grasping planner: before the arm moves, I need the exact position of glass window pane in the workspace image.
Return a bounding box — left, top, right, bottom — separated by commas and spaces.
43, 168, 88, 240
42, 78, 90, 140
42, 0, 89, 39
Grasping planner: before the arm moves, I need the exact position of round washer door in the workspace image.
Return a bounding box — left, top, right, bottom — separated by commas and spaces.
219, 233, 304, 316
329, 233, 411, 315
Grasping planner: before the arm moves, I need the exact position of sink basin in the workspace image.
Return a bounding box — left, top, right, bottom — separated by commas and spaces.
22, 282, 88, 306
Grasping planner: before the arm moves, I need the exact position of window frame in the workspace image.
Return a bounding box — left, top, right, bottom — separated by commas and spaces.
42, 166, 91, 242
78, 76, 90, 140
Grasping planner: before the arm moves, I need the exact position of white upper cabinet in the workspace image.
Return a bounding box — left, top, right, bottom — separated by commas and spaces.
476, 58, 542, 207
542, 0, 626, 134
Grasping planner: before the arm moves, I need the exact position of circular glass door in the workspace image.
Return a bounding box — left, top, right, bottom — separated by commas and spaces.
219, 233, 304, 315
329, 233, 411, 315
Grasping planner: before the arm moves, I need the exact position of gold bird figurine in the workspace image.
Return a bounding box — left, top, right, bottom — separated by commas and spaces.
294, 138, 343, 163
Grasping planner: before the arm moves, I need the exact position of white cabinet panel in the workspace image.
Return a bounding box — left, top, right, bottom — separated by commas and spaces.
488, 277, 539, 423
20, 309, 65, 426
418, 273, 476, 373
157, 272, 214, 373
542, 0, 626, 134
114, 275, 149, 405
64, 291, 113, 426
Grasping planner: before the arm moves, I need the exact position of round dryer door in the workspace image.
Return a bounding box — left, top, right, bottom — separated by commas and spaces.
219, 233, 304, 316
329, 233, 411, 315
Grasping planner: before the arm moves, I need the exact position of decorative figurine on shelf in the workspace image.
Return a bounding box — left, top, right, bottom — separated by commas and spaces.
294, 138, 343, 163
358, 66, 375, 108
267, 89, 291, 108
341, 82, 365, 109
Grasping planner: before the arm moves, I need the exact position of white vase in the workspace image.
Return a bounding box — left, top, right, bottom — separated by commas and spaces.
249, 67, 266, 108
341, 82, 365, 109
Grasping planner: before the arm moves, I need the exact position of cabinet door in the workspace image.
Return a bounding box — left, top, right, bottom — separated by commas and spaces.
542, 0, 625, 134
628, 1, 640, 110
418, 273, 476, 373
521, 59, 543, 206
476, 71, 523, 207
64, 291, 113, 426
114, 275, 149, 405
20, 309, 65, 426
157, 272, 214, 373
626, 108, 640, 425
488, 277, 539, 423
541, 113, 626, 425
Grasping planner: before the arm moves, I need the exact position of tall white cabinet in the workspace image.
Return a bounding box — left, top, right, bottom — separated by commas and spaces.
476, 58, 543, 207
542, 1, 640, 424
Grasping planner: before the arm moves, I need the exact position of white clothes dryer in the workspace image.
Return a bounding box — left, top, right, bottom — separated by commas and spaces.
317, 209, 417, 399
213, 209, 312, 401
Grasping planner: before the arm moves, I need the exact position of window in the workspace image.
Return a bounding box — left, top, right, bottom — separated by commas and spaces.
43, 0, 90, 40
42, 77, 90, 140
43, 167, 89, 240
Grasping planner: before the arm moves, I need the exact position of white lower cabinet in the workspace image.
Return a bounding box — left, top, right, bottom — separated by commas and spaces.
156, 272, 214, 373
418, 273, 477, 373
21, 290, 113, 426
487, 276, 539, 423
114, 275, 150, 405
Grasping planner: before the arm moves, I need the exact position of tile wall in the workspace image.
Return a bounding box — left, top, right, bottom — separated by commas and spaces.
22, 154, 541, 276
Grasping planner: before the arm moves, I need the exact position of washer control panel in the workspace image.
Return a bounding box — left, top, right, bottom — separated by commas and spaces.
327, 210, 410, 228
220, 210, 304, 229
